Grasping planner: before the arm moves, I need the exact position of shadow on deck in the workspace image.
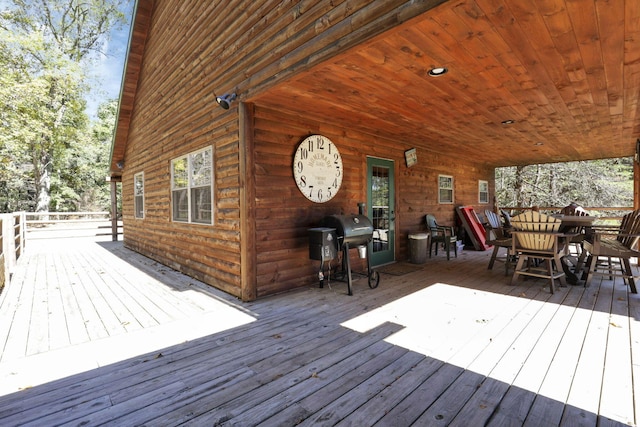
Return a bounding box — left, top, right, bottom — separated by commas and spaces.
0, 238, 636, 426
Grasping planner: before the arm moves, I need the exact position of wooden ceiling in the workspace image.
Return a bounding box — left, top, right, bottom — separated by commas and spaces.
253, 0, 640, 167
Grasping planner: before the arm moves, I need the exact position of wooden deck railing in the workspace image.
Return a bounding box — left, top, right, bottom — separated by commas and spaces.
0, 212, 26, 292
0, 211, 123, 293
25, 211, 123, 240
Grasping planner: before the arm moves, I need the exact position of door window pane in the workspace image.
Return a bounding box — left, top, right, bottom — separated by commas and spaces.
372, 166, 390, 252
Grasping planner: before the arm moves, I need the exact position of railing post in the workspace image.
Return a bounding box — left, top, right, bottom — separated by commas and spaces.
0, 215, 5, 290
111, 180, 119, 241
1, 213, 17, 288
17, 211, 26, 254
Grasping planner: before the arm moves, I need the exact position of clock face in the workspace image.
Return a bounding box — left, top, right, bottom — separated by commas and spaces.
293, 134, 343, 203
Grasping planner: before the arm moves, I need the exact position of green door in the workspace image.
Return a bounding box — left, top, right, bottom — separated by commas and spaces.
367, 157, 395, 266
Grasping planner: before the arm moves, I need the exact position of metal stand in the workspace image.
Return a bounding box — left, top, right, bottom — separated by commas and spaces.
336, 243, 380, 296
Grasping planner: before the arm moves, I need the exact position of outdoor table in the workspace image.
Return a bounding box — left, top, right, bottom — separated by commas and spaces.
551, 213, 597, 230
551, 214, 599, 284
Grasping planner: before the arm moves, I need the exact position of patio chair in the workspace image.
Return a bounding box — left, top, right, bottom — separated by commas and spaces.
582, 209, 640, 293
559, 208, 591, 256
510, 211, 566, 293
425, 214, 457, 260
484, 210, 514, 275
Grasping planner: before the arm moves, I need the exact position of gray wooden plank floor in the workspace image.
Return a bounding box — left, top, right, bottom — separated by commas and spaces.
0, 238, 637, 426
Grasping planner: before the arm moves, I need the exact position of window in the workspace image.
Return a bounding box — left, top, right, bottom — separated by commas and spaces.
171, 147, 213, 224
479, 180, 489, 204
134, 172, 144, 219
438, 175, 454, 204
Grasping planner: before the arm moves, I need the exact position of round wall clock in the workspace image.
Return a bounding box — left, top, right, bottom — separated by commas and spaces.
293, 134, 343, 203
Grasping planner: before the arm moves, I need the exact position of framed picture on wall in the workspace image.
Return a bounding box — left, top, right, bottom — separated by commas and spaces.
405, 148, 417, 167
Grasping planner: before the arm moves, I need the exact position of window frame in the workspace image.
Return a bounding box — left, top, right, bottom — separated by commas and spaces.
438, 174, 454, 204
171, 146, 214, 225
134, 172, 144, 219
478, 180, 489, 204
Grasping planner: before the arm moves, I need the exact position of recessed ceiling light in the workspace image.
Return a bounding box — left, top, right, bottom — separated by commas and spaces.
428, 67, 448, 77
534, 142, 544, 146
501, 119, 515, 125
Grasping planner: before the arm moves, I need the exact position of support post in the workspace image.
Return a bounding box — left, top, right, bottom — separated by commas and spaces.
111, 180, 118, 241
635, 160, 640, 210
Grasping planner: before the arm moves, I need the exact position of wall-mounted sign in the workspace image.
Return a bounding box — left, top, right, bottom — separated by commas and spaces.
405, 148, 417, 167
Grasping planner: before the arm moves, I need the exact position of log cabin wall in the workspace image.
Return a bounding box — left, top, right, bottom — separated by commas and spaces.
120, 2, 248, 298
252, 105, 494, 297
117, 0, 491, 300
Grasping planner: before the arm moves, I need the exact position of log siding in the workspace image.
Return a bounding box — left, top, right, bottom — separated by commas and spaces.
251, 105, 494, 297
116, 0, 493, 300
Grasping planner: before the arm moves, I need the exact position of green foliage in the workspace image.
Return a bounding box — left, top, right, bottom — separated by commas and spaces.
51, 100, 117, 211
0, 0, 129, 213
495, 158, 634, 210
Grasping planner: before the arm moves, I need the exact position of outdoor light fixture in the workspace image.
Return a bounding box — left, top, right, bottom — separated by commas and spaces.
216, 93, 237, 109
501, 119, 515, 125
428, 67, 448, 77
116, 160, 124, 169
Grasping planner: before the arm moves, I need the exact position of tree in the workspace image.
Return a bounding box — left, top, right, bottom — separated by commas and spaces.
52, 100, 118, 212
0, 0, 128, 213
495, 158, 634, 211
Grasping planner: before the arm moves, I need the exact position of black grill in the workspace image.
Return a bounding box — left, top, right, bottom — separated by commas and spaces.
319, 214, 374, 247
308, 210, 379, 296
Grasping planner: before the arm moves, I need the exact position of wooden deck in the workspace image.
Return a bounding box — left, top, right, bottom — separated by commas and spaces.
0, 238, 637, 426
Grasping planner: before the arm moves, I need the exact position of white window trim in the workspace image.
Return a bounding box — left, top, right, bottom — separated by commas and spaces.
438, 174, 454, 204
171, 146, 214, 225
134, 172, 144, 219
479, 180, 489, 204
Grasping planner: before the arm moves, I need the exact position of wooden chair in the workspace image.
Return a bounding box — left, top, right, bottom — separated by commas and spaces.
425, 214, 457, 260
510, 211, 566, 293
484, 210, 514, 275
559, 208, 590, 256
582, 209, 640, 293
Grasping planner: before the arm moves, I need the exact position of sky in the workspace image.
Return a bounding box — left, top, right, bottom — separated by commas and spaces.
85, 1, 136, 119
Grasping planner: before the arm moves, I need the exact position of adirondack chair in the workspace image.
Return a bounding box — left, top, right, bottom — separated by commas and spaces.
425, 214, 457, 260
582, 209, 640, 293
484, 210, 514, 275
510, 211, 566, 293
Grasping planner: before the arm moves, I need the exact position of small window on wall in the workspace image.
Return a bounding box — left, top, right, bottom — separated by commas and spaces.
134, 172, 144, 219
479, 180, 489, 204
171, 146, 213, 225
438, 175, 454, 204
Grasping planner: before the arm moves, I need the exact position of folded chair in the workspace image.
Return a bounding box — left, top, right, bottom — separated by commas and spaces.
510, 211, 566, 294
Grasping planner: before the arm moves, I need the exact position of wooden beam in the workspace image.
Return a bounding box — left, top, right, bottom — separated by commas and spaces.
635, 160, 640, 210
111, 180, 119, 242
239, 102, 257, 301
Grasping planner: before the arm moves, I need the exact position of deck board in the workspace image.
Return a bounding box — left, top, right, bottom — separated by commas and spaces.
0, 238, 636, 426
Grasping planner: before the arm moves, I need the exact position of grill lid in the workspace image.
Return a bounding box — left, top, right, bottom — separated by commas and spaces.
320, 214, 374, 246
